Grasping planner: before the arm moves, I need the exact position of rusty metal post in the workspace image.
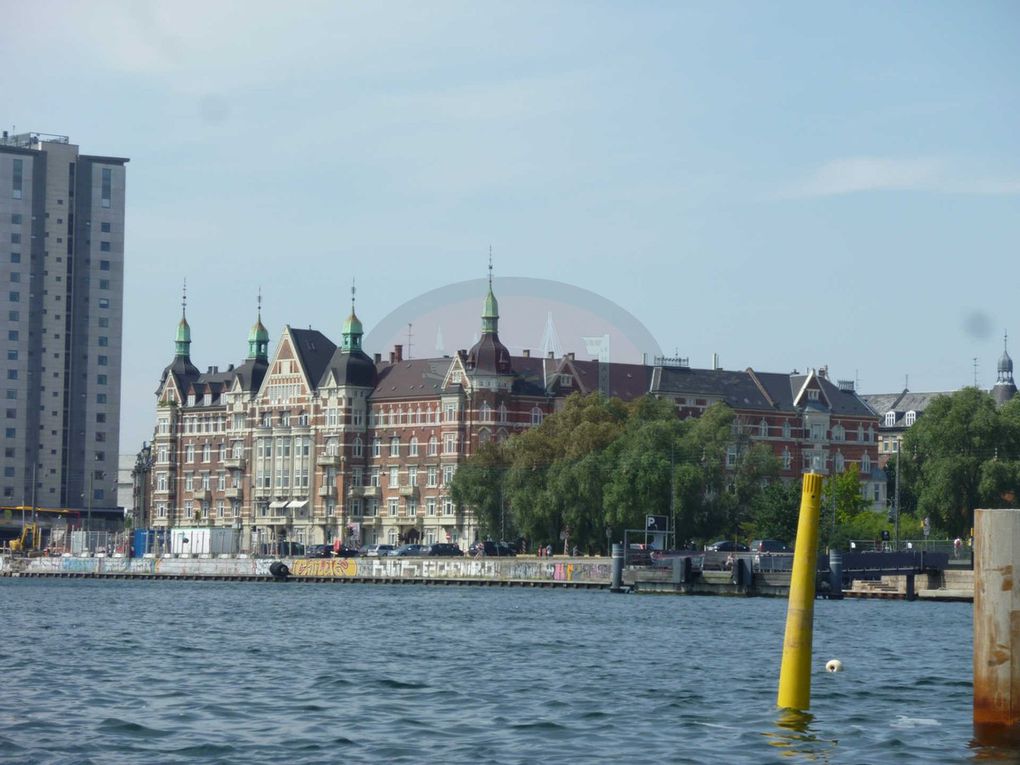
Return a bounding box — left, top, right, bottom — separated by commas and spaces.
974, 508, 1020, 740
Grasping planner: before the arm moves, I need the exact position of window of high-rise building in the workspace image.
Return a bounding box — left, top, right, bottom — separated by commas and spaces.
11, 159, 22, 199
101, 168, 112, 208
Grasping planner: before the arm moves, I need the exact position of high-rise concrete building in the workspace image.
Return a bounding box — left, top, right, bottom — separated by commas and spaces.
0, 131, 128, 519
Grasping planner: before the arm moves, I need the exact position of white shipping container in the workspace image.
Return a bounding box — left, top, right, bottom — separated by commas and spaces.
171, 528, 240, 555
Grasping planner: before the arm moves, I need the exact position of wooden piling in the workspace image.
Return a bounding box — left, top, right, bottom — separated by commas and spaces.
974, 508, 1020, 740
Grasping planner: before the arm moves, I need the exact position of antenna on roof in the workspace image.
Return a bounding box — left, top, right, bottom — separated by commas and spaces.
974, 357, 979, 387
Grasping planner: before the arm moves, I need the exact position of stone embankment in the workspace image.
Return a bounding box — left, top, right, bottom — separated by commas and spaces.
0, 554, 612, 588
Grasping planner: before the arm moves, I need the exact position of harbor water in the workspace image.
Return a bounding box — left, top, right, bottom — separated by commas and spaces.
0, 579, 1011, 764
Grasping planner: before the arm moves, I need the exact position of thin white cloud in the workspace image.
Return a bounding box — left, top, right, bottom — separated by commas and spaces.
780, 156, 1020, 198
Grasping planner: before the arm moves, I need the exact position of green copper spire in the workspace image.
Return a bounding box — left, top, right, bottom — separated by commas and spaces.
175, 280, 192, 358
482, 246, 498, 334
342, 279, 364, 353
248, 289, 270, 361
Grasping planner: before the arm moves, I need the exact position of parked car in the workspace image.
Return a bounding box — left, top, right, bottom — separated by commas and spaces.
304, 544, 332, 559
333, 546, 360, 558
426, 543, 463, 557
468, 540, 516, 557
389, 544, 426, 557
705, 540, 749, 552
360, 544, 395, 557
749, 539, 790, 553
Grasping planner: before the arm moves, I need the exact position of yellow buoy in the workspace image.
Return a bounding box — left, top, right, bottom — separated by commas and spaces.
777, 472, 823, 711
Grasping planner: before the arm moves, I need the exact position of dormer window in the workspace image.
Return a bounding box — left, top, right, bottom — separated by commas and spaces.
560, 374, 572, 387
884, 412, 896, 427
904, 411, 916, 427
187, 393, 196, 406
807, 389, 819, 401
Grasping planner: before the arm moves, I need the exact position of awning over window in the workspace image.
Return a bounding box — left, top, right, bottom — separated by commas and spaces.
288, 500, 309, 509
269, 500, 288, 509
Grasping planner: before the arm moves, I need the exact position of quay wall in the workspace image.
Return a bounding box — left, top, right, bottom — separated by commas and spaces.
0, 555, 613, 587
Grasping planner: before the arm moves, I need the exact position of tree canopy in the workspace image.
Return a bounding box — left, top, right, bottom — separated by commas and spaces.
452, 393, 801, 552
901, 388, 1020, 536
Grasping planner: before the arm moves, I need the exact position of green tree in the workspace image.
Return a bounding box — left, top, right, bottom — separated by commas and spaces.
450, 441, 509, 540
901, 388, 1020, 536
820, 464, 871, 547
745, 479, 801, 543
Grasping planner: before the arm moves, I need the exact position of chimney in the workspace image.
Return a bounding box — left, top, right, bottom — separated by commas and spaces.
394, 344, 403, 362
373, 353, 381, 364
547, 351, 555, 359
712, 353, 720, 371
389, 352, 395, 363
818, 365, 828, 379
522, 349, 530, 358
567, 352, 575, 361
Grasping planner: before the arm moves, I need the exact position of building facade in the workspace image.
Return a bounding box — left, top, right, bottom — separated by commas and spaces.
0, 132, 128, 516
145, 281, 882, 548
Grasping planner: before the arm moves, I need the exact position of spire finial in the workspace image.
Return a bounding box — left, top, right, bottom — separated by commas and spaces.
257, 286, 262, 320
351, 277, 357, 313
488, 245, 493, 289
1005, 330, 1009, 352
182, 278, 188, 318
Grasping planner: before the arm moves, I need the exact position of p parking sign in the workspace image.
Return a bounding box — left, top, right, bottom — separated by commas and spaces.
645, 515, 667, 532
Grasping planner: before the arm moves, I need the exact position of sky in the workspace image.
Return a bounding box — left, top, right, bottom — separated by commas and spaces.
4, 1, 1020, 453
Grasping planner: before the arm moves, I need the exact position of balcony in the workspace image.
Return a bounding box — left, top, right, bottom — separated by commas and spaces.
348, 486, 366, 497
318, 485, 337, 498
224, 488, 242, 499
224, 457, 246, 470
316, 454, 339, 467
362, 486, 380, 497
399, 485, 418, 498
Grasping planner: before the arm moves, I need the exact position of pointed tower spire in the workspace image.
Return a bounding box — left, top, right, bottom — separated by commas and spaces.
342, 277, 364, 353
247, 287, 270, 361
175, 279, 192, 359
482, 246, 499, 335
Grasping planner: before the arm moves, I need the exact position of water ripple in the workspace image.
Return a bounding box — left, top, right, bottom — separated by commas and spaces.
0, 578, 995, 764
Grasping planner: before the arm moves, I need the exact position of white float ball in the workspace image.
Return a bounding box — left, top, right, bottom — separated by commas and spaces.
826, 659, 843, 673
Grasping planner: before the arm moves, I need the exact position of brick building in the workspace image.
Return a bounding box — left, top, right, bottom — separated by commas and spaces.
146, 281, 882, 550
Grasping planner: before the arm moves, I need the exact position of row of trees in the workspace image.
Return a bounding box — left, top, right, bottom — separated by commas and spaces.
451, 393, 886, 553
898, 388, 1020, 537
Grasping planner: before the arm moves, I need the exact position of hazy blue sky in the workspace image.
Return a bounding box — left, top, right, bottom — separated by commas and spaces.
5, 1, 1019, 451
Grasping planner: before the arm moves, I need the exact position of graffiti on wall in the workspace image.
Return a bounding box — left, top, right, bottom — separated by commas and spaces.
290, 558, 359, 578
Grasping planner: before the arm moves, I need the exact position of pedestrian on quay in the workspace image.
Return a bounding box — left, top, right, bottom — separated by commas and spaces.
953, 537, 962, 558
545, 543, 553, 557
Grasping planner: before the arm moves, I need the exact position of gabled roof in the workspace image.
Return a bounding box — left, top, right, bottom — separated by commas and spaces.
757, 371, 874, 417
288, 328, 336, 387
652, 366, 775, 411
561, 358, 652, 400
372, 359, 453, 400
859, 390, 952, 425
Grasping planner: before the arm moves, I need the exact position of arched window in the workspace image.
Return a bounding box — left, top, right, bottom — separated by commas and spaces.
832, 424, 845, 441
531, 407, 543, 426
782, 421, 791, 439
834, 452, 845, 472
428, 436, 439, 456
389, 436, 400, 457
372, 437, 381, 457
905, 411, 916, 427
409, 437, 419, 457
353, 437, 363, 457
480, 402, 493, 423
499, 404, 508, 423
759, 419, 768, 438
861, 453, 871, 474
478, 428, 491, 444
782, 448, 792, 470
884, 412, 896, 427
